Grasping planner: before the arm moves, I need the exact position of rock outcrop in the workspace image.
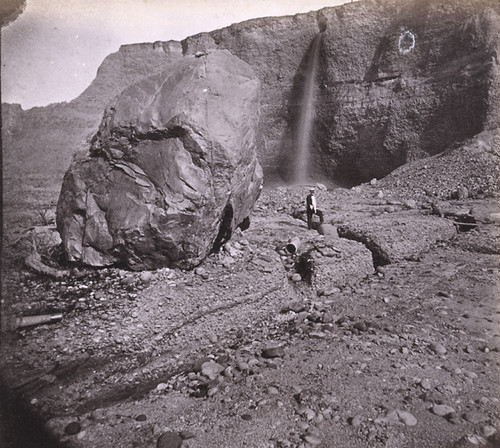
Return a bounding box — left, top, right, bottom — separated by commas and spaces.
56, 50, 263, 270
183, 0, 500, 184
3, 0, 500, 222
2, 42, 183, 193
338, 213, 457, 266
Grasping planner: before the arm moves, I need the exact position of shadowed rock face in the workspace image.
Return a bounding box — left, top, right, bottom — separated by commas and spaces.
3, 0, 499, 214
56, 50, 263, 270
183, 0, 500, 184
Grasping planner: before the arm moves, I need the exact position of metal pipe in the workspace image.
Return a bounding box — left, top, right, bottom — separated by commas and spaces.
17, 314, 63, 328
286, 237, 301, 254
1, 313, 63, 331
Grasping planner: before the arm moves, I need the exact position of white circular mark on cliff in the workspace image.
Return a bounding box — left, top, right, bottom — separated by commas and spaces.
398, 30, 416, 54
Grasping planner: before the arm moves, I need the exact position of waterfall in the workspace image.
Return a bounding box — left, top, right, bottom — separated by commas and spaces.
293, 33, 323, 184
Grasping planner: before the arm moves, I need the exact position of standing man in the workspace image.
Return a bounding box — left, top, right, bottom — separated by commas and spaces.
306, 187, 317, 229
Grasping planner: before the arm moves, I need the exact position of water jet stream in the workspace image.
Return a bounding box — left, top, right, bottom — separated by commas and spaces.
293, 33, 323, 184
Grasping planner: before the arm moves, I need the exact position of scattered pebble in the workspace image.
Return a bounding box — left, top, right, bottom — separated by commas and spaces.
140, 271, 153, 284
194, 267, 206, 276
482, 425, 496, 437
321, 311, 338, 323
353, 321, 368, 332
420, 378, 432, 390
283, 301, 306, 313
157, 431, 183, 448
453, 434, 488, 447
64, 421, 82, 436
349, 415, 362, 427
201, 361, 225, 380
463, 411, 488, 424
302, 433, 321, 445
298, 407, 316, 421
262, 346, 285, 359
403, 199, 417, 209
375, 409, 416, 426
309, 331, 326, 339
268, 386, 280, 395
431, 404, 456, 417
207, 332, 218, 343
429, 342, 447, 355
397, 410, 417, 426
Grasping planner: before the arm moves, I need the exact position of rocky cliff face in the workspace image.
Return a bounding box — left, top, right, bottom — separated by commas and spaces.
182, 0, 500, 185
71, 40, 182, 114
2, 42, 183, 191
3, 0, 499, 197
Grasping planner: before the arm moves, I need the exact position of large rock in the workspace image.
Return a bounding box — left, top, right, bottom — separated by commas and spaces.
337, 213, 457, 265
56, 50, 263, 270
4, 0, 500, 229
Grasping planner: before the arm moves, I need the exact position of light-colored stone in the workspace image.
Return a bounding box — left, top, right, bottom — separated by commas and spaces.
303, 433, 321, 445
201, 361, 225, 380
431, 404, 456, 417
482, 425, 496, 437
310, 331, 327, 339
349, 415, 362, 427
463, 411, 488, 424
397, 410, 417, 426
420, 378, 432, 390
429, 342, 447, 355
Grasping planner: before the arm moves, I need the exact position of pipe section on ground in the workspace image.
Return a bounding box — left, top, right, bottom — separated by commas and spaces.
286, 237, 302, 254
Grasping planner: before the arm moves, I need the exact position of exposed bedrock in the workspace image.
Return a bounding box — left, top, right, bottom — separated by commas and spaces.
337, 213, 457, 266
182, 0, 500, 184
56, 50, 263, 270
3, 0, 500, 202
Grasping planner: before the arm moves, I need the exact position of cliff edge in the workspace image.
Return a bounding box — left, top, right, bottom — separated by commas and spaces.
2, 0, 499, 217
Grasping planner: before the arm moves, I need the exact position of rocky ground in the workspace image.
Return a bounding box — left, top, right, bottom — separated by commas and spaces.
1, 169, 500, 448
2, 0, 500, 444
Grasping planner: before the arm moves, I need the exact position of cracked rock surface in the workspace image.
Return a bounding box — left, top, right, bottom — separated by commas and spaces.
56, 49, 263, 270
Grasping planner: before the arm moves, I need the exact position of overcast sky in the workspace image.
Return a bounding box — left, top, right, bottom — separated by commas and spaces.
1, 0, 350, 109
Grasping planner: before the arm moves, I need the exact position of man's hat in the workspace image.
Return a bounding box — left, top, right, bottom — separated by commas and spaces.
309, 187, 315, 192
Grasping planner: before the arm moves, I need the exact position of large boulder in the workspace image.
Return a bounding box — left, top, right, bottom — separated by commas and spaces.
56, 50, 263, 270
337, 212, 457, 266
